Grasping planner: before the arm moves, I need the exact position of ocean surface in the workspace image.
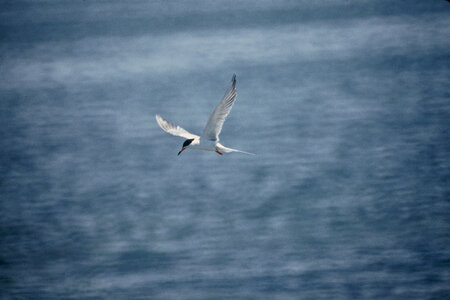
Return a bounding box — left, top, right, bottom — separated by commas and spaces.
1, 1, 449, 299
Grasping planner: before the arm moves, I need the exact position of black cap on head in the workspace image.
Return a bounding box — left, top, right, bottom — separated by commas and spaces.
182, 138, 194, 148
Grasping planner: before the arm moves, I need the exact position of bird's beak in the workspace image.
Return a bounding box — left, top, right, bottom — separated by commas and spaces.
178, 148, 185, 156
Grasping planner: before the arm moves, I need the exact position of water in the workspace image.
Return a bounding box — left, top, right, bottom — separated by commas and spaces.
1, 1, 449, 299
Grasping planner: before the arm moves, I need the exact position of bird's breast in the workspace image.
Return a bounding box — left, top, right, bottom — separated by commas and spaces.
191, 138, 217, 151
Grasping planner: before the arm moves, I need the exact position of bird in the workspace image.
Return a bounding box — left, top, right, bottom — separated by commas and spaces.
155, 74, 254, 156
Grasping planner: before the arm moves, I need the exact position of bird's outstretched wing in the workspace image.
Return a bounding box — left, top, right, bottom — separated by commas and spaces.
201, 74, 237, 141
155, 114, 199, 139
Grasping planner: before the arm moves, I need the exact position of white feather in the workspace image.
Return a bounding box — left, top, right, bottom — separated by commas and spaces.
201, 74, 237, 141
155, 114, 199, 139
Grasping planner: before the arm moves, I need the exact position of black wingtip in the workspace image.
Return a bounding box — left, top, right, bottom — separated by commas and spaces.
231, 74, 236, 87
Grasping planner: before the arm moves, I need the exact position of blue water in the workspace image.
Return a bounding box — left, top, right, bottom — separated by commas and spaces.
1, 1, 449, 299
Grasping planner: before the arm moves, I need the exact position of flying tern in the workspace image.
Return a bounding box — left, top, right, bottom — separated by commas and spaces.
156, 74, 254, 156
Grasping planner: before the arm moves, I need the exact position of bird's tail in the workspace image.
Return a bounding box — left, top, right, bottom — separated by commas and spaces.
220, 145, 255, 155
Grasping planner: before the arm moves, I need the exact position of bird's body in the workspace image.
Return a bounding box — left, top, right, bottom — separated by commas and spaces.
187, 139, 247, 154
184, 139, 220, 153
155, 74, 253, 156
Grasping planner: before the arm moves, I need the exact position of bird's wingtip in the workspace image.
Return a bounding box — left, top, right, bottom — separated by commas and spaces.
231, 74, 236, 88
155, 114, 164, 124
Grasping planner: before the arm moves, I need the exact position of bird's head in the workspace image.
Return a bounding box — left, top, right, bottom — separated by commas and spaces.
178, 138, 195, 155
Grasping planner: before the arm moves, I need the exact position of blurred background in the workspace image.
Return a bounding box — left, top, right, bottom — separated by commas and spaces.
1, 1, 449, 299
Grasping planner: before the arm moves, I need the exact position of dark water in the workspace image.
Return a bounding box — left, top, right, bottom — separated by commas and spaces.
1, 1, 449, 299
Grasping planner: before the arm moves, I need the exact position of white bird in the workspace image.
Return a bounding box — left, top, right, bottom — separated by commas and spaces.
156, 74, 254, 156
